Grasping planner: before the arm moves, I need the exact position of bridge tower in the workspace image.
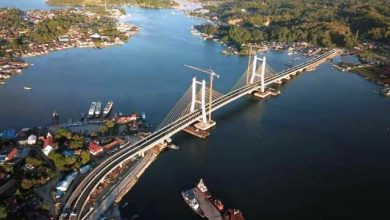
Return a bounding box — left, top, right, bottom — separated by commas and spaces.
190, 76, 217, 131
190, 77, 208, 124
249, 55, 266, 93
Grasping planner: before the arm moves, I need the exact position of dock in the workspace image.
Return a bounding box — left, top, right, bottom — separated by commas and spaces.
193, 188, 223, 220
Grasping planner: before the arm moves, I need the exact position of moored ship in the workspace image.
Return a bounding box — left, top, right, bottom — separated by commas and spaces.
103, 101, 113, 117
95, 102, 102, 117
182, 189, 205, 218
182, 179, 223, 220
88, 102, 97, 118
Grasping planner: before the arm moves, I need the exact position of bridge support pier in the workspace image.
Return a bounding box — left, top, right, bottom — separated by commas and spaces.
194, 120, 216, 131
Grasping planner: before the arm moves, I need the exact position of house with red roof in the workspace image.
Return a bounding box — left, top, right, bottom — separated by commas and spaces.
6, 148, 18, 161
89, 141, 103, 156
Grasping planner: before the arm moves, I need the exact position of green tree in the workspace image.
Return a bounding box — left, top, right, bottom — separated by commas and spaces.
25, 156, 44, 167
105, 120, 115, 128
69, 135, 84, 149
0, 205, 7, 219
80, 151, 91, 165
21, 178, 34, 190
48, 152, 66, 171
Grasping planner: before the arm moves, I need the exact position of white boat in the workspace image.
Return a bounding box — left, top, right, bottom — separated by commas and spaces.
103, 101, 113, 117
88, 102, 97, 118
95, 102, 102, 117
168, 144, 180, 150
0, 81, 6, 85
23, 86, 32, 90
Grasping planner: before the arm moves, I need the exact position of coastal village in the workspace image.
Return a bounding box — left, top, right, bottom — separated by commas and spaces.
188, 7, 390, 96
0, 100, 152, 219
0, 8, 138, 83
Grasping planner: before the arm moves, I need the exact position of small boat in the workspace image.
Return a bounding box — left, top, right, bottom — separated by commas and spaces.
197, 178, 212, 199
223, 209, 245, 220
95, 102, 102, 118
213, 199, 224, 212
103, 101, 113, 117
80, 112, 86, 121
141, 112, 146, 120
23, 86, 32, 90
380, 87, 390, 97
121, 202, 128, 208
168, 144, 180, 150
88, 102, 97, 118
0, 81, 6, 85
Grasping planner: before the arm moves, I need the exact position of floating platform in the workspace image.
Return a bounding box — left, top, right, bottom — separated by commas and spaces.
194, 121, 216, 131
183, 125, 210, 139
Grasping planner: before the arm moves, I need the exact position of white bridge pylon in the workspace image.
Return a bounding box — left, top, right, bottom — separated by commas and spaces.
250, 55, 266, 92
190, 77, 207, 123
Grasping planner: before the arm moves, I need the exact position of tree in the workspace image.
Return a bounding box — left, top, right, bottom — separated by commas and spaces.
48, 152, 66, 171
55, 128, 72, 140
0, 205, 7, 219
69, 135, 84, 149
25, 156, 44, 167
105, 120, 115, 128
21, 178, 34, 190
80, 151, 91, 165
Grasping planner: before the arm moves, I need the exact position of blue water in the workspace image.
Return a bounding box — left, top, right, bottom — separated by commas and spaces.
0, 2, 390, 220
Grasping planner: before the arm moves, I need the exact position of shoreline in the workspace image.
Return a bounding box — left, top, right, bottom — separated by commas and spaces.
0, 8, 139, 84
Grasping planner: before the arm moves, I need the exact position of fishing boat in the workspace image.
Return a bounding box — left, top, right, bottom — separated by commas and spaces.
95, 102, 102, 118
88, 102, 97, 118
103, 101, 113, 117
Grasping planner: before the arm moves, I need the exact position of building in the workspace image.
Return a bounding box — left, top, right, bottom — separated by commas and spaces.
90, 33, 101, 40
27, 135, 37, 145
0, 129, 16, 140
41, 132, 55, 156
62, 150, 74, 157
116, 113, 138, 124
5, 148, 18, 161
56, 172, 77, 192
58, 35, 69, 42
42, 145, 53, 156
102, 138, 124, 150
89, 141, 103, 156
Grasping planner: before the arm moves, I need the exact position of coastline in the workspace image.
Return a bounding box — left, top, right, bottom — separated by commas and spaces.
0, 8, 139, 84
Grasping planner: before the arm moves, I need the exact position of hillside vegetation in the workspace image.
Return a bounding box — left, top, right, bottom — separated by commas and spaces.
196, 0, 390, 49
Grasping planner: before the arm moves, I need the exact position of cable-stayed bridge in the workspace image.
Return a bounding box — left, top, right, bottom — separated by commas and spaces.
64, 49, 340, 220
